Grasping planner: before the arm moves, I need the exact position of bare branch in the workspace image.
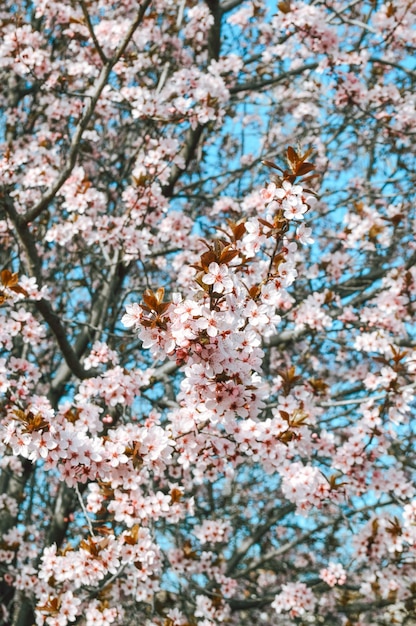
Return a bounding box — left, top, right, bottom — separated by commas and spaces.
226, 504, 295, 575
229, 63, 319, 95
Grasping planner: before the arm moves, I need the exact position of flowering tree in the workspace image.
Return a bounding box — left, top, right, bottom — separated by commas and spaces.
1, 0, 416, 625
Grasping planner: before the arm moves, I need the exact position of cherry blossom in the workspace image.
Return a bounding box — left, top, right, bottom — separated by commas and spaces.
1, 1, 415, 625
201, 262, 234, 294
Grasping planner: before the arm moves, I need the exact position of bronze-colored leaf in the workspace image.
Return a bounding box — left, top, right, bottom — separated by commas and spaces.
231, 221, 246, 241
296, 162, 314, 176
262, 159, 284, 172
170, 488, 183, 503
1, 269, 18, 288
200, 249, 217, 269
257, 217, 274, 229
219, 248, 239, 265
142, 289, 159, 311
286, 146, 298, 169
124, 524, 141, 545
278, 0, 291, 13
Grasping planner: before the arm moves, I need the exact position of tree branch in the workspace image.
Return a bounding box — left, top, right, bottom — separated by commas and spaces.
162, 125, 205, 198
264, 251, 416, 349
49, 253, 127, 402
226, 504, 295, 575
2, 192, 100, 382
79, 0, 108, 64
220, 0, 245, 13
23, 0, 152, 224
229, 63, 319, 95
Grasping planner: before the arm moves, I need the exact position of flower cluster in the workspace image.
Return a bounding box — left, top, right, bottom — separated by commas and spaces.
1, 1, 416, 619
271, 582, 316, 618
262, 180, 316, 221
319, 562, 347, 587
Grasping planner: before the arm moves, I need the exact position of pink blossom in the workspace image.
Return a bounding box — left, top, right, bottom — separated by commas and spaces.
320, 562, 347, 587
272, 582, 316, 617
201, 262, 233, 293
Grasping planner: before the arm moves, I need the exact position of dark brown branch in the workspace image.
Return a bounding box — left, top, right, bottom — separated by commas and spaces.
162, 0, 223, 198
2, 192, 100, 382
206, 0, 222, 60
226, 504, 295, 575
45, 482, 83, 547
49, 255, 128, 402
265, 251, 416, 349
228, 594, 395, 615
229, 63, 319, 95
0, 458, 33, 537
220, 0, 245, 12
23, 0, 152, 224
162, 125, 205, 197
79, 0, 108, 64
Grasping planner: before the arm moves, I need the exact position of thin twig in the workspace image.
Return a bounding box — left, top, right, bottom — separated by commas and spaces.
75, 484, 96, 538
79, 0, 108, 64
23, 0, 152, 224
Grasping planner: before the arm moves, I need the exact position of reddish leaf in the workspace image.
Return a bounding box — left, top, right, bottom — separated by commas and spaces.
219, 247, 238, 265
286, 146, 299, 169
278, 0, 291, 13
295, 162, 314, 176
1, 269, 18, 288
262, 159, 284, 173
